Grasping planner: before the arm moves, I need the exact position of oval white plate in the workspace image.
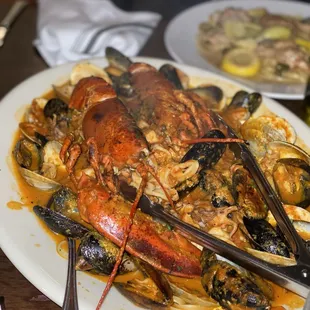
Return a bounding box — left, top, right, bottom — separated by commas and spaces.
164, 0, 310, 100
0, 57, 308, 309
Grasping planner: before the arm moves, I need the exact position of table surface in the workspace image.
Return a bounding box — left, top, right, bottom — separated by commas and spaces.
0, 2, 308, 310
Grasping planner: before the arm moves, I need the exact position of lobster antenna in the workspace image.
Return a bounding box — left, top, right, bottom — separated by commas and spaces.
183, 137, 245, 144
96, 177, 147, 310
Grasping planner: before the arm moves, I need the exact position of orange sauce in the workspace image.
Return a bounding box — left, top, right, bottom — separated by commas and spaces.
7, 91, 306, 309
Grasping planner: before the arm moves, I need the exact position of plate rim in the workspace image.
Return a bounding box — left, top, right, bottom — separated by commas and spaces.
164, 0, 310, 100
0, 56, 309, 309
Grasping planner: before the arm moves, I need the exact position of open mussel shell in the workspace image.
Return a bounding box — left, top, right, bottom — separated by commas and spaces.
243, 218, 290, 257
115, 259, 173, 309
190, 85, 224, 104
14, 139, 42, 171
273, 158, 310, 207
226, 90, 262, 115
181, 129, 226, 170
105, 46, 132, 73
159, 64, 186, 90
33, 205, 89, 238
19, 167, 61, 191
77, 231, 136, 275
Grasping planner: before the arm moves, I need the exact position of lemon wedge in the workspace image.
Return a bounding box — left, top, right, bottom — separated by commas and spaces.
221, 49, 261, 77
262, 26, 292, 40
295, 38, 310, 51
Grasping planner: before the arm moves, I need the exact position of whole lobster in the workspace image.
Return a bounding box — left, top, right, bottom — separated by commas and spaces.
60, 76, 203, 308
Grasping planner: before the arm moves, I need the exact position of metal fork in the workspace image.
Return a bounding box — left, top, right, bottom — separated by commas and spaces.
62, 238, 79, 310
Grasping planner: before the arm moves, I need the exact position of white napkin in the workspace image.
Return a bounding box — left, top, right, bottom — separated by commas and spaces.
33, 0, 161, 67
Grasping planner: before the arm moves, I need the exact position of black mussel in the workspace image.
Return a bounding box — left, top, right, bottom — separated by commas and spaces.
43, 98, 69, 119
13, 139, 42, 171
77, 231, 136, 275
190, 86, 224, 104
273, 158, 310, 208
159, 64, 184, 90
201, 249, 270, 309
48, 187, 79, 217
105, 46, 132, 72
226, 91, 262, 115
232, 166, 267, 220
112, 72, 134, 97
33, 205, 88, 238
244, 218, 290, 258
181, 129, 227, 170
200, 170, 234, 208
115, 260, 173, 309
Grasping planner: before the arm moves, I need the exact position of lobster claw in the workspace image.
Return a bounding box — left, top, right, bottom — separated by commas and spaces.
78, 185, 202, 278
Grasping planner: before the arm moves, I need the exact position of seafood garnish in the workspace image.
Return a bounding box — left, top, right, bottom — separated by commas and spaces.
11, 47, 310, 310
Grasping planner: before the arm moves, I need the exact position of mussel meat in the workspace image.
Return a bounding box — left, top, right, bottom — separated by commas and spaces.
13, 139, 42, 171
273, 158, 310, 208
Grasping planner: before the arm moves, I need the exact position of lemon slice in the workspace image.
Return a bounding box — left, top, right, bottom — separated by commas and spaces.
295, 38, 310, 51
262, 26, 292, 40
221, 49, 261, 77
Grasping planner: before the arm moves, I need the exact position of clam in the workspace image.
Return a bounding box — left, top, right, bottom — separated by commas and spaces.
19, 167, 61, 191
19, 122, 47, 146
53, 83, 74, 105
70, 63, 111, 86
240, 115, 297, 157
13, 139, 42, 171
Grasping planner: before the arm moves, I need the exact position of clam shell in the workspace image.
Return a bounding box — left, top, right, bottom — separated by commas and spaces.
70, 63, 111, 86
19, 167, 61, 191
53, 83, 74, 105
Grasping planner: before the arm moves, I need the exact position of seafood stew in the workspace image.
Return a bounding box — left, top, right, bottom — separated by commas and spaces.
7, 49, 310, 309
197, 7, 310, 83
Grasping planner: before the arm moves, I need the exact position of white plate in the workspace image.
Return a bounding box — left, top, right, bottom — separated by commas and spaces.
164, 0, 310, 100
0, 57, 308, 310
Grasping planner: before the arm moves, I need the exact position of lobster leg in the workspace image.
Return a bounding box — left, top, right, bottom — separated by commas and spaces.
63, 143, 81, 188
86, 137, 105, 187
